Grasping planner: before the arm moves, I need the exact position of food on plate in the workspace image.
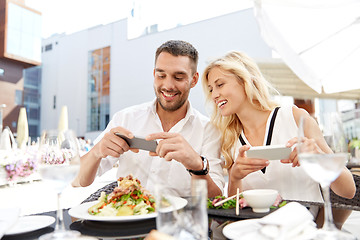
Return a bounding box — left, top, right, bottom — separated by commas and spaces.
208, 194, 286, 210
208, 195, 238, 209
88, 174, 155, 216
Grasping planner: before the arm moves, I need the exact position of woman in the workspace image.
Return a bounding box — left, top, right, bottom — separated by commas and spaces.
201, 51, 355, 206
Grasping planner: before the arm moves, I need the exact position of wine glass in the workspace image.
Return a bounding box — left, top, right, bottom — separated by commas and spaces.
298, 112, 355, 240
37, 129, 81, 239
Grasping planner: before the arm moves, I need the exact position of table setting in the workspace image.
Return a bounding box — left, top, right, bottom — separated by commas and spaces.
208, 188, 284, 221
1, 108, 360, 240
222, 202, 317, 240
1, 179, 359, 240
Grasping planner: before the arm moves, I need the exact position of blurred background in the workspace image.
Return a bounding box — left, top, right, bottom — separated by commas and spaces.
1, 0, 360, 149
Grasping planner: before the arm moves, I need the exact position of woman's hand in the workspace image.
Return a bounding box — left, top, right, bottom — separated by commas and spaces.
280, 137, 324, 167
230, 145, 269, 181
279, 137, 299, 167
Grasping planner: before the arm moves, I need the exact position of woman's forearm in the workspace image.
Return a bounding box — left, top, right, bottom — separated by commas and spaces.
330, 167, 356, 199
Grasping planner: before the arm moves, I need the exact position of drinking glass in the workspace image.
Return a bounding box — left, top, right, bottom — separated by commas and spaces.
156, 179, 208, 240
298, 112, 355, 240
37, 129, 81, 239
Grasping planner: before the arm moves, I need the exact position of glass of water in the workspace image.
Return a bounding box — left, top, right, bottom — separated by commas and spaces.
156, 179, 208, 240
298, 112, 355, 240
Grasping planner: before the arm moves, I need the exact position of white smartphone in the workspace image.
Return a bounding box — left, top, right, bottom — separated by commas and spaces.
246, 145, 291, 160
115, 133, 158, 152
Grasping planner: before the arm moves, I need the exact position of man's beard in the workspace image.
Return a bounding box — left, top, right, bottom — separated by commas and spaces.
156, 89, 188, 112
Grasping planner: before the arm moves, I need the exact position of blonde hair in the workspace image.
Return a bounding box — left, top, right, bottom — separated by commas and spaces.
202, 51, 279, 168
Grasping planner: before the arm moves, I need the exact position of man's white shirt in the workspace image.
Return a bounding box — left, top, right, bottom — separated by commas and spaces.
94, 99, 225, 197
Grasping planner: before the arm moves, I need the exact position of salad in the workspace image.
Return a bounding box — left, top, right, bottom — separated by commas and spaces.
88, 175, 155, 216
208, 194, 286, 210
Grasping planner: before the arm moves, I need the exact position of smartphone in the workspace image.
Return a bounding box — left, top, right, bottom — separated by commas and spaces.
115, 133, 158, 152
246, 145, 291, 160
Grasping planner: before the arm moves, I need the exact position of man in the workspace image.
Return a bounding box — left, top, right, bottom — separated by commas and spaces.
73, 40, 224, 197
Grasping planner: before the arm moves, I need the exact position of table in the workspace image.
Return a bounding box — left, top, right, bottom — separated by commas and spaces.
2, 202, 360, 240
1, 211, 67, 240
2, 169, 360, 240
1, 208, 154, 240
0, 208, 261, 240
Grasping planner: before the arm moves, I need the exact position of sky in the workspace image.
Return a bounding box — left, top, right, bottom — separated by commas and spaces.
25, 0, 252, 39
25, 0, 133, 38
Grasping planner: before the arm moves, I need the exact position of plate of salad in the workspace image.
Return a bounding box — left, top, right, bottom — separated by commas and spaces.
207, 195, 287, 219
69, 175, 187, 222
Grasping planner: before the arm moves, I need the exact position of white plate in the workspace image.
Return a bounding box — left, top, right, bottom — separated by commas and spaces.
223, 219, 261, 239
69, 196, 187, 222
5, 215, 55, 235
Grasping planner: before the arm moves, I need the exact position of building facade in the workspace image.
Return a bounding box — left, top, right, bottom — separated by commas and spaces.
41, 6, 358, 141
41, 8, 273, 139
0, 0, 41, 135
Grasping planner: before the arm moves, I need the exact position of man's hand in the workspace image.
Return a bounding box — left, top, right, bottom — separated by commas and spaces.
91, 127, 138, 160
146, 132, 203, 171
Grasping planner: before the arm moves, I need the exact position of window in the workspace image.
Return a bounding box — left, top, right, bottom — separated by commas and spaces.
53, 95, 56, 109
23, 66, 41, 138
45, 44, 52, 51
6, 2, 41, 63
29, 125, 38, 138
15, 90, 23, 105
87, 46, 110, 131
29, 108, 39, 119
0, 68, 4, 77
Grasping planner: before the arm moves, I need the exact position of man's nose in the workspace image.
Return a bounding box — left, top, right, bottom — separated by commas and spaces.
162, 77, 176, 89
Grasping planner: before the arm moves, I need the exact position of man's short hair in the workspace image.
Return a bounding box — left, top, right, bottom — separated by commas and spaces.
155, 40, 198, 74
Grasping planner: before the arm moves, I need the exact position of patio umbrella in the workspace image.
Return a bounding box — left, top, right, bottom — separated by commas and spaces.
254, 0, 360, 94
16, 107, 29, 149
58, 105, 69, 132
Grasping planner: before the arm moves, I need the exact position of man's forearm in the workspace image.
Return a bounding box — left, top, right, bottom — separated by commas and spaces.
72, 150, 102, 187
192, 174, 222, 198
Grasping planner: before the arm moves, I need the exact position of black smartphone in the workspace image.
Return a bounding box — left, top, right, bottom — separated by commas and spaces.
115, 133, 158, 152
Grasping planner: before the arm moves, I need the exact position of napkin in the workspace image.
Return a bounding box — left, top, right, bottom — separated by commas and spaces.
227, 202, 317, 240
0, 208, 20, 238
258, 202, 317, 239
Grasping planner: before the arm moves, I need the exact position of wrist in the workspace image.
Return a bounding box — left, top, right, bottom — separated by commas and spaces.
229, 167, 245, 182
230, 174, 243, 182
90, 146, 104, 161
190, 156, 204, 171
187, 156, 209, 176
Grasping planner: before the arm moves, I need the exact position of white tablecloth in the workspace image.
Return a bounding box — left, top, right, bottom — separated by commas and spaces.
0, 168, 117, 216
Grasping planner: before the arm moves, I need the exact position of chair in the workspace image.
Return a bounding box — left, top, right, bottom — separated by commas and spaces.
81, 181, 117, 204
330, 174, 360, 211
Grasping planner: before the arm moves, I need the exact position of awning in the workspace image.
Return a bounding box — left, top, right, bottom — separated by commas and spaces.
258, 60, 360, 100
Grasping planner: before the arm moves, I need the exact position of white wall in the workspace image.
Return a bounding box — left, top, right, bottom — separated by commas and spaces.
41, 8, 272, 139
111, 9, 272, 117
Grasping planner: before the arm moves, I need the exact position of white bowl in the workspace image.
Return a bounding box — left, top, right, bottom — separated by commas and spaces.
242, 189, 278, 213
